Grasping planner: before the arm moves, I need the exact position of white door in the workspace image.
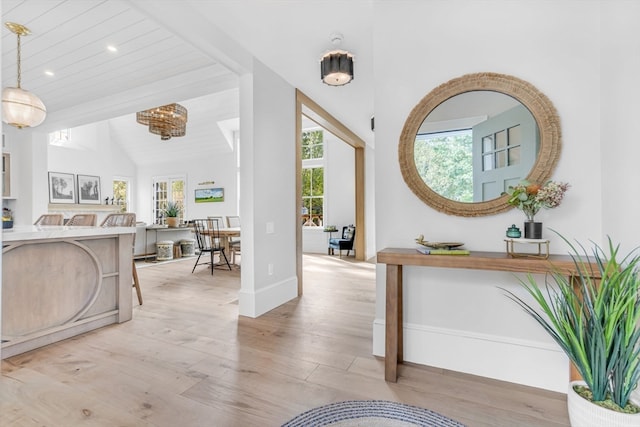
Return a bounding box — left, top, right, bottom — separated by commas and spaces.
152, 175, 186, 224
472, 104, 538, 201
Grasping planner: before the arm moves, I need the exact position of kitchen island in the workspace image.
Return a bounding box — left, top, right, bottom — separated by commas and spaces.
1, 225, 135, 358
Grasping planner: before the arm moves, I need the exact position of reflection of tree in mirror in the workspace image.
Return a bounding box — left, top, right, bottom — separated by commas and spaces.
415, 131, 473, 202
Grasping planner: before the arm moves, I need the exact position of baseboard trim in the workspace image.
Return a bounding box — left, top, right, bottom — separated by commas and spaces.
239, 275, 298, 318
372, 318, 567, 393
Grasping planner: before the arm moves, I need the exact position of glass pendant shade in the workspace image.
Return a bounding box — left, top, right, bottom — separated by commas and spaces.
320, 50, 354, 86
2, 86, 47, 128
3, 22, 46, 128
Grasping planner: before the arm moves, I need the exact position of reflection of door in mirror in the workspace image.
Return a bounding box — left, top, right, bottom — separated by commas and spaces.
414, 91, 539, 203
472, 104, 538, 201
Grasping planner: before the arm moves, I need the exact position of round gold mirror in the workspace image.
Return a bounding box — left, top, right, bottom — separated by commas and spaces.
399, 72, 561, 217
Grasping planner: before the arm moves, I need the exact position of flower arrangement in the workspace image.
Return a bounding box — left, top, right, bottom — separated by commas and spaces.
504, 180, 570, 221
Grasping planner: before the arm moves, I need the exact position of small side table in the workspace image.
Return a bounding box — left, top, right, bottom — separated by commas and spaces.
505, 238, 550, 259
324, 228, 337, 255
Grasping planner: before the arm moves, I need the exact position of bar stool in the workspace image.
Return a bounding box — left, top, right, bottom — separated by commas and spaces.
100, 213, 142, 305
67, 213, 97, 226
34, 214, 63, 225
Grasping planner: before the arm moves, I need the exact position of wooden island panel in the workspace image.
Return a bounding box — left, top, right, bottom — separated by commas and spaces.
2, 226, 134, 358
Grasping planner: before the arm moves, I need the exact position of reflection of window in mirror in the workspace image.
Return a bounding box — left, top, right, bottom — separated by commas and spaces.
414, 97, 538, 203
415, 129, 473, 202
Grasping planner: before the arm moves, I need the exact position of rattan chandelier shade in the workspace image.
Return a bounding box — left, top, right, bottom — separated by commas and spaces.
136, 103, 187, 140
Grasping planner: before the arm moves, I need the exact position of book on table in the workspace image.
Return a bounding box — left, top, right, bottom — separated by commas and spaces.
416, 246, 470, 255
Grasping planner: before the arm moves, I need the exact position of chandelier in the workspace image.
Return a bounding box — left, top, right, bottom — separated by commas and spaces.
2, 22, 47, 129
136, 103, 187, 140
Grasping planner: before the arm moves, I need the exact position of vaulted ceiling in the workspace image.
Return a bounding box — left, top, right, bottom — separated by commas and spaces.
1, 0, 374, 164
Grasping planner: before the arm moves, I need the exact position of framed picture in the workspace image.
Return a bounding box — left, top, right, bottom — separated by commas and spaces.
48, 172, 76, 203
77, 174, 101, 204
195, 187, 224, 203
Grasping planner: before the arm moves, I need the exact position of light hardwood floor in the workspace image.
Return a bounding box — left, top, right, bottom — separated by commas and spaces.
1, 254, 569, 426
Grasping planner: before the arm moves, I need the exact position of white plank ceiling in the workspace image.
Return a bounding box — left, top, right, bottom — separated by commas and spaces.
1, 0, 375, 164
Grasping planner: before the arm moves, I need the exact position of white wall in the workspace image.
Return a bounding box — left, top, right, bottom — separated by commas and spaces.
3, 127, 50, 225
372, 0, 607, 392
600, 1, 640, 254
303, 129, 356, 253
48, 122, 137, 218
238, 58, 298, 317
135, 151, 238, 225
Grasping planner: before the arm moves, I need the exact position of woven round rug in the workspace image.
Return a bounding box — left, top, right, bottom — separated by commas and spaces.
282, 400, 466, 427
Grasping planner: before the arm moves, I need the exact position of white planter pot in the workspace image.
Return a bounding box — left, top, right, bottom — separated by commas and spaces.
567, 381, 640, 427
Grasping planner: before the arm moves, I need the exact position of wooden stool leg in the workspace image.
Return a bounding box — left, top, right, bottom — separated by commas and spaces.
132, 260, 143, 305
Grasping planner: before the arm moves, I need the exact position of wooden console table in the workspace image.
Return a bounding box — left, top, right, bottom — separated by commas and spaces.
377, 248, 598, 382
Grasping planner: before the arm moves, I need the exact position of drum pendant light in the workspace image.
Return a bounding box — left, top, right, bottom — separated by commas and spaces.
320, 33, 354, 86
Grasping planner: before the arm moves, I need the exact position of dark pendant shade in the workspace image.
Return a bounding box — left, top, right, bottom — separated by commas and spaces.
320, 51, 354, 86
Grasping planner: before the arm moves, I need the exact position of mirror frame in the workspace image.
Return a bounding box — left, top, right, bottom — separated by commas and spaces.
399, 72, 561, 217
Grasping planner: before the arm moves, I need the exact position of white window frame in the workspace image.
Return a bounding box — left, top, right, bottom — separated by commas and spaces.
152, 174, 187, 225
112, 176, 131, 212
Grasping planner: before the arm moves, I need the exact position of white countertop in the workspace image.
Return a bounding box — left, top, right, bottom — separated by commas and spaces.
2, 225, 135, 242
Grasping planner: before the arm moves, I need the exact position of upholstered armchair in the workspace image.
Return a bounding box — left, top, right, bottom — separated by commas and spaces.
328, 225, 355, 258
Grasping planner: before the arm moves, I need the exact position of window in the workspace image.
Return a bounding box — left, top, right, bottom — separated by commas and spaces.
152, 176, 186, 224
481, 125, 522, 171
48, 129, 70, 146
302, 129, 323, 160
112, 177, 130, 212
301, 167, 324, 226
301, 129, 324, 226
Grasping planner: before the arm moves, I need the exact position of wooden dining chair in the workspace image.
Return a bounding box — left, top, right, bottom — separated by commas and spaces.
34, 213, 64, 226
226, 216, 241, 265
192, 218, 232, 274
101, 213, 142, 305
67, 213, 97, 226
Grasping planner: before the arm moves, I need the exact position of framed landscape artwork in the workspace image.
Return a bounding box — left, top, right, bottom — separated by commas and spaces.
195, 187, 224, 203
77, 174, 101, 204
48, 172, 76, 203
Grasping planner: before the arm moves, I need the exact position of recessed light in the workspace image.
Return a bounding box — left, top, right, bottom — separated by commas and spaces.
107, 45, 118, 53
44, 70, 54, 76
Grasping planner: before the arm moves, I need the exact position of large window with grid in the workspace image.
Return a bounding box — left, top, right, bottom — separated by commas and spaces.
301, 129, 324, 227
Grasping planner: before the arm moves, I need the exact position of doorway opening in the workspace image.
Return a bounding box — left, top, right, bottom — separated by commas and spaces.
295, 89, 366, 296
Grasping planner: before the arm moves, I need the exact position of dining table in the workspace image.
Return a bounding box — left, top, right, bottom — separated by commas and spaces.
214, 226, 241, 254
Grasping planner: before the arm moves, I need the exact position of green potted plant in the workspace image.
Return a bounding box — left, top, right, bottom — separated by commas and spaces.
502, 235, 640, 426
163, 201, 181, 228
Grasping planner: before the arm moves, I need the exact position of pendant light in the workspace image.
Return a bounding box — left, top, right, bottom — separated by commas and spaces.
320, 33, 354, 86
2, 22, 47, 129
136, 103, 188, 141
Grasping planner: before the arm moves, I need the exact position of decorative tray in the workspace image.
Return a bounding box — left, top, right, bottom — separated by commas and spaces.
415, 235, 464, 249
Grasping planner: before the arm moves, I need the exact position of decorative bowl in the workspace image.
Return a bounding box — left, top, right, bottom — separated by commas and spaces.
415, 234, 464, 249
